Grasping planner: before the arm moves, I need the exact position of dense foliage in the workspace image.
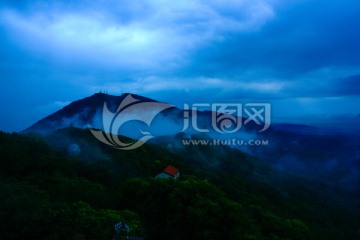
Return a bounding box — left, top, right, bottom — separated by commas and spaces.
0, 129, 359, 239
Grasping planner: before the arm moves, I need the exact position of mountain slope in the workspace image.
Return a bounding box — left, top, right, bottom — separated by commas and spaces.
24, 93, 169, 134
23, 93, 360, 194
1, 129, 359, 239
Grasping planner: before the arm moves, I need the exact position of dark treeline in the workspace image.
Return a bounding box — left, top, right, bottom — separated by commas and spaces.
0, 129, 359, 239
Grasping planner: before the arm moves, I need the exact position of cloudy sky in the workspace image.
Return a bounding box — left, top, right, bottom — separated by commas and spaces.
0, 0, 359, 132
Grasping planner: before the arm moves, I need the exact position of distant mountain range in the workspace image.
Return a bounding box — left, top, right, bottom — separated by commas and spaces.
24, 92, 305, 136
24, 92, 256, 138
23, 93, 360, 193
11, 92, 360, 239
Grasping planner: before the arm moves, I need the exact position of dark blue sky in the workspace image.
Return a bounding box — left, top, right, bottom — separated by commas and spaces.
0, 0, 359, 132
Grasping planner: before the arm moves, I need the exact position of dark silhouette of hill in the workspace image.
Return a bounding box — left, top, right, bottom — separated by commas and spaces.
22, 93, 360, 195
1, 128, 359, 239
23, 93, 167, 134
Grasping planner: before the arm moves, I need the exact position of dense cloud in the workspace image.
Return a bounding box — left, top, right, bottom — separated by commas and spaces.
0, 0, 359, 131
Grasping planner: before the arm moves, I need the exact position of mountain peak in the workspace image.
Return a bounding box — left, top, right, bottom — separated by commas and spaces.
23, 93, 161, 134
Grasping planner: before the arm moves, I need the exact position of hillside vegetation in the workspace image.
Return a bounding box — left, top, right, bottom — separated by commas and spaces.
0, 128, 359, 239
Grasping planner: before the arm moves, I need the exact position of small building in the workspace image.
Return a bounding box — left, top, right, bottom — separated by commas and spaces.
155, 165, 180, 179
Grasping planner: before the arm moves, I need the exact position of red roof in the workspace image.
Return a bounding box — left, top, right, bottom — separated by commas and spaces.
163, 165, 179, 177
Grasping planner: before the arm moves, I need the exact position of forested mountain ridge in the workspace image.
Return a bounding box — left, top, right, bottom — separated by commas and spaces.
0, 128, 359, 239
